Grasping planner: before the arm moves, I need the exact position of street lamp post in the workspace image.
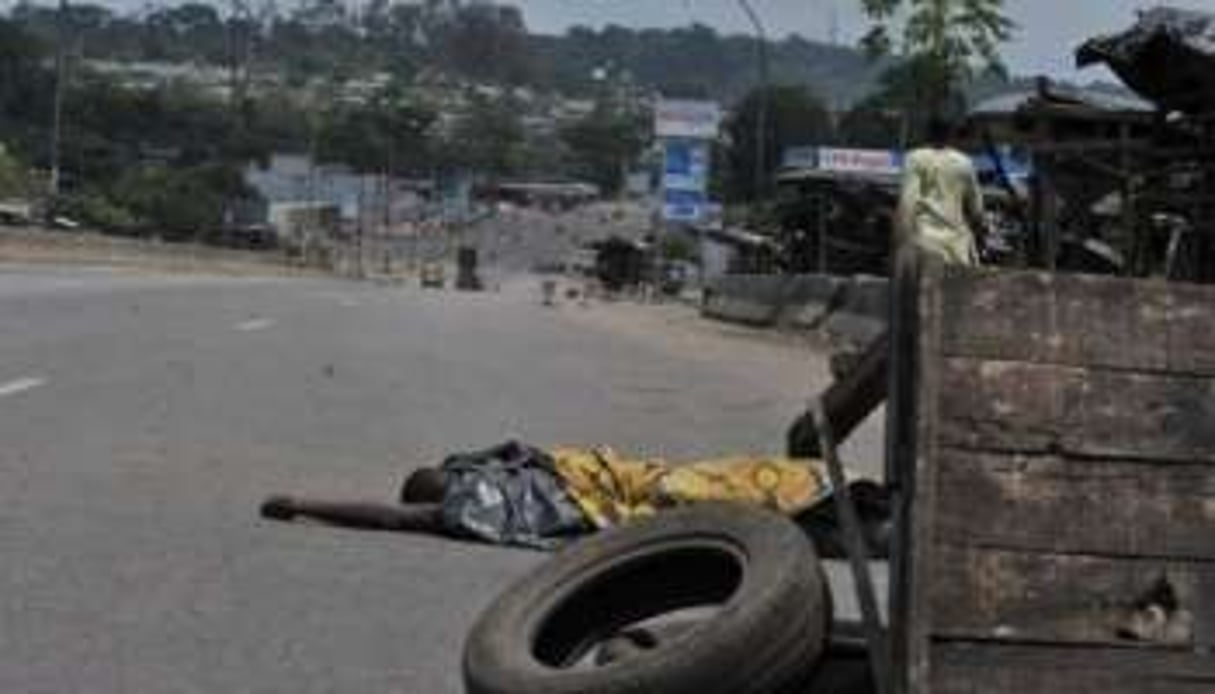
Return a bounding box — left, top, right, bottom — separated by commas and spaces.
737, 0, 770, 199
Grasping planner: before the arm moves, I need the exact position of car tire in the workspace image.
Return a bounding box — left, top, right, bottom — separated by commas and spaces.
463, 505, 830, 694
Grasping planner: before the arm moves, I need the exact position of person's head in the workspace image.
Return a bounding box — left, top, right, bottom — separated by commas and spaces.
400, 467, 448, 504
924, 115, 956, 148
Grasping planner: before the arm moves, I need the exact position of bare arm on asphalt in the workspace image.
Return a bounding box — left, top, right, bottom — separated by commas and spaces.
265, 498, 444, 534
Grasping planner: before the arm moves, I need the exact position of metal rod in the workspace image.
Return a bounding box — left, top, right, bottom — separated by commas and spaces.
812, 399, 894, 694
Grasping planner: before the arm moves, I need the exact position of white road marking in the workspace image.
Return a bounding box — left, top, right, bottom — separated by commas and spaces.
235, 318, 275, 332
0, 377, 46, 398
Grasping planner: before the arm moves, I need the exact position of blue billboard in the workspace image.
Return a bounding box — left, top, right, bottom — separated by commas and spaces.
662, 189, 708, 222
662, 140, 710, 193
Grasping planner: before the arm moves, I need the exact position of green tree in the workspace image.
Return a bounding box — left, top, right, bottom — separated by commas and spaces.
861, 0, 1014, 117
0, 144, 30, 198
443, 93, 525, 179
724, 85, 833, 202
435, 4, 532, 85
561, 104, 648, 195
838, 99, 904, 148
114, 162, 251, 239
0, 16, 49, 155
317, 95, 436, 175
837, 60, 935, 148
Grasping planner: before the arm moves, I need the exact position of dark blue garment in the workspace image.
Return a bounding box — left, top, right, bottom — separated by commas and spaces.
438, 441, 590, 550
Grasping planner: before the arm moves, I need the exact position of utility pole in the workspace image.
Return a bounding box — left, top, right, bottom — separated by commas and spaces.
48, 0, 69, 199
737, 0, 769, 200
829, 0, 841, 46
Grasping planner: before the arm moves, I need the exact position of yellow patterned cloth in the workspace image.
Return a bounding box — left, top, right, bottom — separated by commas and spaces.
550, 447, 832, 529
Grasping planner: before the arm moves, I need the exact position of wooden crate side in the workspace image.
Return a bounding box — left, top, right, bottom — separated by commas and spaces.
929, 642, 1215, 694
928, 545, 1215, 648
938, 358, 1215, 462
910, 268, 1215, 693
936, 270, 1215, 375
934, 449, 1215, 559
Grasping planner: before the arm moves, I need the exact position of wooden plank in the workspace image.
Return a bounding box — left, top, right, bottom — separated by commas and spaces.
822, 331, 890, 447
937, 270, 1215, 375
1169, 282, 1215, 375
928, 546, 1215, 648
930, 643, 1215, 694
938, 358, 1215, 462
935, 450, 1215, 559
903, 255, 944, 694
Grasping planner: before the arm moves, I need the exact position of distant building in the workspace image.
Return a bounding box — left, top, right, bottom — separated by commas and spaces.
243, 154, 434, 241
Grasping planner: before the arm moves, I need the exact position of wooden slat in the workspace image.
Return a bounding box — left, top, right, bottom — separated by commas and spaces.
930, 643, 1215, 694
934, 450, 1215, 559
904, 256, 945, 694
937, 270, 1215, 375
1169, 282, 1215, 375
938, 358, 1215, 462
928, 546, 1215, 648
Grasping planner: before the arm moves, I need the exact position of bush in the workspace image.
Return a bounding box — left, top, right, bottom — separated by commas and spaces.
0, 144, 30, 199
111, 163, 252, 240
54, 191, 138, 234
660, 234, 696, 263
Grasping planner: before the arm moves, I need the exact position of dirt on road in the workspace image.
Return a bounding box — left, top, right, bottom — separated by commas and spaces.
0, 227, 315, 277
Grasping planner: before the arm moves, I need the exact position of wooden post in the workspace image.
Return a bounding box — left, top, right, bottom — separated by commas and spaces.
813, 399, 894, 694
886, 246, 925, 694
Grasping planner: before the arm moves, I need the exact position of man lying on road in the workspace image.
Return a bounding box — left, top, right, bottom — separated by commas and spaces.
260, 440, 889, 553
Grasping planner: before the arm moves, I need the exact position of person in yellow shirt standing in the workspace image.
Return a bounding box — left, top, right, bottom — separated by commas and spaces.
897, 117, 989, 266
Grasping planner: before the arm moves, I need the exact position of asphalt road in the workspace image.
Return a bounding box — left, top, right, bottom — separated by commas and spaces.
0, 263, 883, 692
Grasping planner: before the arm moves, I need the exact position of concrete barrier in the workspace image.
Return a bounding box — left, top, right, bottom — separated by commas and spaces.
820, 275, 889, 345
701, 275, 790, 327
778, 275, 849, 331
702, 273, 890, 344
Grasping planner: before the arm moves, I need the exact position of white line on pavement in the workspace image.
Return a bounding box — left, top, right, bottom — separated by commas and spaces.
235, 318, 275, 332
0, 377, 46, 399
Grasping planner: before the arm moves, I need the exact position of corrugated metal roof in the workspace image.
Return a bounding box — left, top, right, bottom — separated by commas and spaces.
1077, 6, 1215, 114
970, 84, 1153, 117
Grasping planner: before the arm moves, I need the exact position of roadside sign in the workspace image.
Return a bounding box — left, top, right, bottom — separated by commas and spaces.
662, 189, 707, 222
781, 146, 819, 170
655, 100, 722, 140
783, 145, 1032, 181
656, 99, 719, 223
816, 148, 904, 176
662, 140, 711, 193
973, 147, 1034, 181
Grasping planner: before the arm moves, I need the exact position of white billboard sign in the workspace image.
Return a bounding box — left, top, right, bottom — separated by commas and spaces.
815, 148, 904, 176
655, 100, 722, 140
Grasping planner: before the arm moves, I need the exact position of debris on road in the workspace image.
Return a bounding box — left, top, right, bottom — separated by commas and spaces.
259, 440, 889, 554
462, 505, 831, 694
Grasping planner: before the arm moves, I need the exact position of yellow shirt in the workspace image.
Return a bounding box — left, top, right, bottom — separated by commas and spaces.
550, 447, 833, 529
898, 147, 985, 266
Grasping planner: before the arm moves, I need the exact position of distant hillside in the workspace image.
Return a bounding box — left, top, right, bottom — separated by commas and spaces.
7, 1, 884, 109
528, 26, 886, 107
